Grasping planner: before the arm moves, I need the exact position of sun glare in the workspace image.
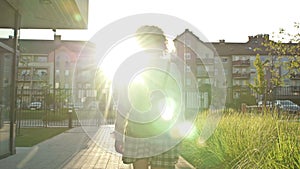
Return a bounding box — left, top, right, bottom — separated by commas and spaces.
170, 121, 195, 139
97, 37, 142, 80
161, 97, 175, 121
97, 37, 175, 81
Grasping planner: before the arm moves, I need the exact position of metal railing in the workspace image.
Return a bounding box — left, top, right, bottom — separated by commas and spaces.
16, 88, 115, 128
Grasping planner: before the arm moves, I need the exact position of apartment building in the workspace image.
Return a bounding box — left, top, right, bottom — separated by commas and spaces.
174, 29, 222, 108
174, 29, 215, 87
0, 35, 97, 107
212, 35, 268, 103
174, 30, 300, 106
214, 35, 300, 103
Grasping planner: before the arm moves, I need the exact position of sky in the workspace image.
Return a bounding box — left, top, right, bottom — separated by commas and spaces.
1, 0, 300, 43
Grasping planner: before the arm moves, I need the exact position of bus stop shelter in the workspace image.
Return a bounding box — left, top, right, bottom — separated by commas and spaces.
0, 0, 88, 159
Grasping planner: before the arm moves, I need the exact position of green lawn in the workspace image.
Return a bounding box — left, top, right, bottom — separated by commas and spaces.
16, 128, 69, 147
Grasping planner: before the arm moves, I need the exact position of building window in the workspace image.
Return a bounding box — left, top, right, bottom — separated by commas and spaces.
186, 78, 191, 86
65, 70, 69, 76
19, 69, 31, 80
250, 68, 256, 74
207, 65, 214, 72
34, 56, 47, 63
197, 78, 201, 84
241, 80, 247, 86
203, 78, 210, 84
197, 65, 206, 75
242, 68, 246, 73
233, 68, 240, 73
23, 55, 32, 60
234, 56, 239, 61
21, 69, 30, 76
65, 61, 70, 67
233, 92, 239, 99
184, 53, 191, 60
221, 58, 228, 63
186, 66, 191, 72
85, 83, 91, 88
233, 80, 240, 86
36, 69, 47, 76
34, 69, 48, 80
225, 69, 229, 75
185, 39, 191, 47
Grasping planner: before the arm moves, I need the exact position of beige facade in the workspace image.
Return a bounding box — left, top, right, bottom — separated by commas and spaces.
11, 36, 96, 106
174, 29, 216, 87
174, 30, 300, 106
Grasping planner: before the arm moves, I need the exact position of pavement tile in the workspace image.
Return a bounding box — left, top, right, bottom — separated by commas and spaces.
0, 126, 195, 169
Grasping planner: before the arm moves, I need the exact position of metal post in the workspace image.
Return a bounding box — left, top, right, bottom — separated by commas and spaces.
10, 9, 20, 155
68, 108, 72, 128
53, 29, 56, 114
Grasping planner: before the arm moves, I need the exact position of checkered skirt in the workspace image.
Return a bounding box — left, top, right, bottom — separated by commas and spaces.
122, 137, 179, 168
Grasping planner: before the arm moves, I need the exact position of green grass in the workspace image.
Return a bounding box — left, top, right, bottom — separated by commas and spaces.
16, 128, 69, 147
16, 110, 79, 121
181, 110, 300, 169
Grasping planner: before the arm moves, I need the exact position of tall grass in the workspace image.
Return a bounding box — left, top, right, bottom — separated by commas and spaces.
181, 110, 300, 169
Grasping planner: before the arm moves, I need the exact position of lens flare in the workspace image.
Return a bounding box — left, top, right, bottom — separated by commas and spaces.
197, 137, 207, 147
161, 97, 175, 121
128, 75, 151, 113
170, 121, 195, 139
99, 37, 142, 80
74, 14, 225, 158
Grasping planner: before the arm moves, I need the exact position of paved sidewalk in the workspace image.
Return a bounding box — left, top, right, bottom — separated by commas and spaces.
0, 126, 195, 169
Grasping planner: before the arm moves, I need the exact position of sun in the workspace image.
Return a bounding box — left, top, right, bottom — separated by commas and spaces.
97, 36, 142, 80
97, 37, 175, 81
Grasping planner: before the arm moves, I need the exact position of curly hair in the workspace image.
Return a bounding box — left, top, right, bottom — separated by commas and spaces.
135, 25, 167, 51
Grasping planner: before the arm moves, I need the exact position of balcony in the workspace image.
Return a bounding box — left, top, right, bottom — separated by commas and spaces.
197, 71, 214, 78
232, 59, 250, 67
32, 74, 48, 81
232, 85, 250, 91
291, 86, 300, 93
197, 73, 209, 78
17, 89, 45, 96
290, 73, 300, 80
17, 74, 31, 81
232, 72, 250, 79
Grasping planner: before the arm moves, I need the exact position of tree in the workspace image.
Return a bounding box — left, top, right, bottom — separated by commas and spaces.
262, 22, 300, 81
248, 54, 267, 104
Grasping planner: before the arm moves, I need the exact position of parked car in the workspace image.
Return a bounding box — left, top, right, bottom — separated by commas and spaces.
63, 103, 74, 109
274, 100, 300, 113
28, 102, 42, 110
257, 101, 273, 107
87, 102, 99, 110
74, 103, 83, 110
48, 104, 55, 111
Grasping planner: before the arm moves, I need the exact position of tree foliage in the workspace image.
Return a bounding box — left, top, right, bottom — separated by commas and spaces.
262, 22, 300, 80
248, 54, 267, 96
